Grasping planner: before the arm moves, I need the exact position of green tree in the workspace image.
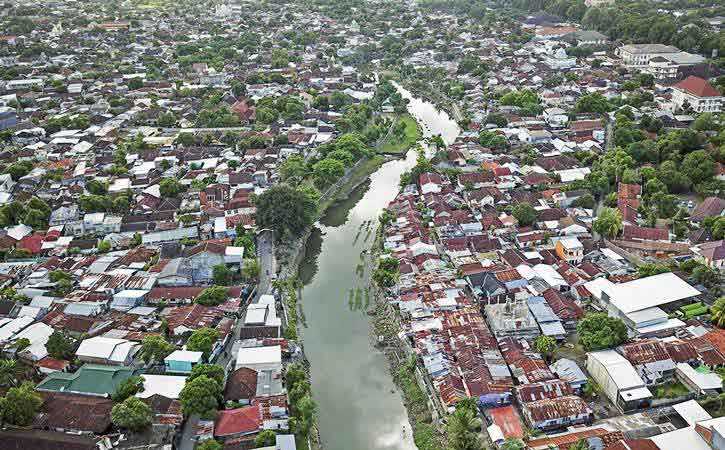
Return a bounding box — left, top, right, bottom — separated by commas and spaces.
502, 438, 526, 450
711, 298, 725, 328
212, 264, 233, 285
179, 375, 222, 418
682, 150, 715, 185
255, 430, 277, 447
127, 77, 144, 90
637, 263, 671, 278
512, 203, 538, 227
312, 158, 345, 189
46, 331, 74, 360
111, 396, 152, 431
592, 207, 622, 239
533, 335, 557, 361
256, 184, 318, 240
195, 440, 222, 450
575, 93, 611, 114
186, 328, 219, 360
242, 259, 261, 281
112, 375, 145, 402
447, 407, 483, 450
188, 364, 225, 388
0, 382, 42, 426
97, 240, 111, 253
159, 178, 187, 198
572, 193, 596, 209
577, 313, 628, 351
372, 257, 399, 288
140, 335, 175, 364
0, 359, 17, 387
195, 286, 229, 306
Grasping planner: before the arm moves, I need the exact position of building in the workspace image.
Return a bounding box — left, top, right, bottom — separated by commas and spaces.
562, 30, 609, 46
164, 350, 203, 374
75, 336, 140, 365
619, 44, 680, 67
235, 345, 282, 372
36, 364, 136, 396
619, 340, 677, 386
645, 52, 706, 81
585, 0, 613, 6
671, 76, 723, 113
586, 350, 652, 411
520, 395, 593, 431
0, 106, 17, 130
555, 237, 583, 265
485, 301, 540, 340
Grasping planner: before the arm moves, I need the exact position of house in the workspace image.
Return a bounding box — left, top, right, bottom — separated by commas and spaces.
0, 106, 17, 130
555, 237, 583, 265
214, 405, 262, 439
561, 30, 608, 46
671, 76, 723, 113
520, 396, 593, 431
690, 197, 725, 223
235, 345, 282, 372
676, 363, 722, 396
420, 172, 443, 194
164, 350, 203, 374
619, 339, 677, 385
619, 44, 680, 67
695, 240, 725, 270
550, 358, 588, 393
33, 392, 114, 434
75, 336, 140, 365
543, 108, 568, 128
586, 350, 652, 411
36, 363, 136, 396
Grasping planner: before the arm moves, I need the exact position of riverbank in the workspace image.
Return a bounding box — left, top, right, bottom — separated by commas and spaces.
368, 225, 447, 450
378, 114, 422, 155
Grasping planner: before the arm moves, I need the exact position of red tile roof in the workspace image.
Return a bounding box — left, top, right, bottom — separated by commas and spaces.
214, 405, 262, 437
490, 406, 524, 439
674, 76, 722, 98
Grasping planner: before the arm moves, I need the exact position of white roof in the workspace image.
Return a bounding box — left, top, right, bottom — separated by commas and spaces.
583, 277, 615, 301
165, 349, 203, 363
114, 289, 148, 299
672, 399, 712, 426
651, 425, 711, 450
136, 374, 187, 399
588, 350, 649, 392
245, 307, 267, 325
236, 345, 281, 366
605, 272, 700, 314
676, 364, 722, 396
0, 316, 34, 342
75, 337, 138, 362
559, 237, 582, 249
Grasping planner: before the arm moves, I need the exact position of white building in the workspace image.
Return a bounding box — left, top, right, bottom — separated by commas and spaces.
671, 76, 723, 113
619, 44, 679, 67
586, 350, 652, 411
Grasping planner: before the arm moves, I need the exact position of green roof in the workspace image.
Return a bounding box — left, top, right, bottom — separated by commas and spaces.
36, 364, 136, 396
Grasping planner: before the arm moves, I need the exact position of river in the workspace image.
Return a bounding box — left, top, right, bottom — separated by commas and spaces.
297, 84, 460, 450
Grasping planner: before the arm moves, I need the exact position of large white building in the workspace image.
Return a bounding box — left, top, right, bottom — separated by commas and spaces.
619, 44, 679, 67
672, 76, 723, 113
586, 350, 652, 411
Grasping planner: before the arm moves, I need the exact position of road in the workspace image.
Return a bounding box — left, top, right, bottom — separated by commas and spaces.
178, 231, 276, 450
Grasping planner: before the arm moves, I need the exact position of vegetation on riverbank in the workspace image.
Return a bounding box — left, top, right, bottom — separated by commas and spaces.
395, 357, 445, 450
378, 114, 421, 155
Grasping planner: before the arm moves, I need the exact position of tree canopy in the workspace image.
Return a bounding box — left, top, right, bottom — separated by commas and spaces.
577, 313, 628, 351
256, 184, 318, 240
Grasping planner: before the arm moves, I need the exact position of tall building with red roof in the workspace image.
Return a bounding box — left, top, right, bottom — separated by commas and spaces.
672, 76, 723, 113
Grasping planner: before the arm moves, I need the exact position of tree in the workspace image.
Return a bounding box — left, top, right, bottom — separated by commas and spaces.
188, 364, 225, 388
127, 77, 144, 90
178, 375, 222, 418
512, 203, 537, 227
312, 158, 345, 189
256, 185, 318, 240
279, 155, 307, 183
196, 440, 222, 450
242, 259, 261, 281
140, 335, 175, 364
195, 286, 229, 306
46, 331, 74, 360
711, 298, 725, 328
0, 359, 17, 387
682, 150, 715, 185
502, 438, 526, 450
112, 375, 145, 402
186, 328, 219, 360
0, 382, 42, 426
97, 240, 111, 253
533, 335, 557, 361
255, 430, 277, 447
159, 178, 187, 198
592, 207, 622, 239
572, 193, 596, 209
577, 313, 628, 351
111, 396, 152, 431
176, 132, 195, 147
372, 257, 399, 288
212, 264, 233, 285
447, 407, 483, 450
637, 263, 671, 278
574, 93, 611, 114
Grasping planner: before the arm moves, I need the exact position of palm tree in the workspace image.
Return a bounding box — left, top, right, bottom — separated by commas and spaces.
0, 358, 18, 387
447, 408, 483, 450
711, 298, 725, 328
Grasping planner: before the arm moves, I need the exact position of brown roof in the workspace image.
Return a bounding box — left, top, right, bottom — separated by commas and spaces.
224, 367, 258, 402
0, 429, 99, 450
622, 225, 669, 242
34, 392, 113, 434
674, 76, 722, 98
690, 197, 725, 222
620, 339, 672, 365
605, 439, 661, 450
524, 395, 591, 422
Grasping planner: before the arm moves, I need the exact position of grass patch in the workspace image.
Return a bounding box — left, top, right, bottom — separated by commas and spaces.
653, 380, 691, 399
699, 392, 725, 417
318, 155, 385, 213
378, 114, 421, 155
394, 357, 444, 450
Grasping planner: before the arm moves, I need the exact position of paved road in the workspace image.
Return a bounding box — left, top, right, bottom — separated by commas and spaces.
178, 231, 275, 450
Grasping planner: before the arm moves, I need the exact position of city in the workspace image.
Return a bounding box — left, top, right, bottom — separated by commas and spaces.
0, 0, 723, 450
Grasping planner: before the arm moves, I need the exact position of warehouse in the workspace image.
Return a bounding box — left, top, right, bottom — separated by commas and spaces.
586, 350, 652, 412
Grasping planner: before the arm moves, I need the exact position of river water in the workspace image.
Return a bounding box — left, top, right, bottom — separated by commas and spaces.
297, 85, 460, 450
